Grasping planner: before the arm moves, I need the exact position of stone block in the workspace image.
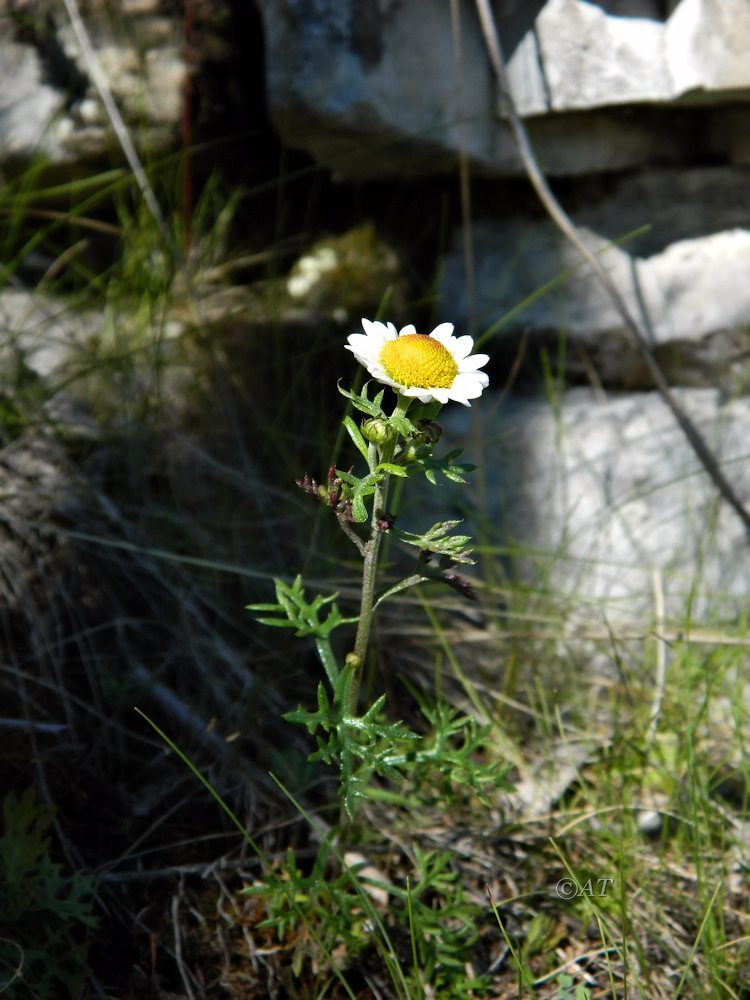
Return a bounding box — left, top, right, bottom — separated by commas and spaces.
441, 386, 750, 628
440, 168, 750, 386
258, 0, 750, 178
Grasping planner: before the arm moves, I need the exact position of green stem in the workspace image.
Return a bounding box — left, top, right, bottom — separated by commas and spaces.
347, 394, 410, 718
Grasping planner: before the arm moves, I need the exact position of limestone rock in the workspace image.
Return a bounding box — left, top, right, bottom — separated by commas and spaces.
258, 0, 750, 179
440, 167, 750, 387
509, 0, 670, 114
666, 0, 750, 98
258, 0, 493, 178
0, 288, 98, 380
507, 0, 750, 116
0, 0, 184, 166
441, 386, 750, 628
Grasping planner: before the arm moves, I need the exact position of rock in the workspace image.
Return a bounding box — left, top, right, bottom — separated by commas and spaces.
0, 288, 107, 439
507, 0, 670, 114
258, 0, 494, 178
0, 429, 73, 595
258, 0, 750, 178
0, 288, 98, 381
666, 0, 750, 97
284, 223, 406, 321
441, 386, 750, 630
440, 167, 750, 388
506, 0, 750, 115
0, 288, 102, 389
0, 0, 184, 166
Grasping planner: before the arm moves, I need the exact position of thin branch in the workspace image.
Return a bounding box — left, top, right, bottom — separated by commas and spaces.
171, 887, 198, 1000
336, 512, 368, 556
473, 0, 750, 534
0, 719, 67, 733
61, 0, 172, 244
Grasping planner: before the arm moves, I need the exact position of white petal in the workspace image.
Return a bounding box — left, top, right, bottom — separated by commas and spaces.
431, 388, 452, 404
363, 319, 393, 344
459, 353, 490, 372
403, 388, 437, 404
451, 335, 475, 361
375, 373, 403, 390
429, 323, 455, 345
346, 333, 374, 353
451, 372, 487, 398
398, 323, 417, 336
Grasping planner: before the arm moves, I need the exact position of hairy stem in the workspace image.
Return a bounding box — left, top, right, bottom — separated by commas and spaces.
347, 396, 410, 717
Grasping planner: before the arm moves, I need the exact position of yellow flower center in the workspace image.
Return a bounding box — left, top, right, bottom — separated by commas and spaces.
379, 335, 458, 389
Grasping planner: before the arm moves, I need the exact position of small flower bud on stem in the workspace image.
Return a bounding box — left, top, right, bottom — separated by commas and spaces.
361, 417, 395, 447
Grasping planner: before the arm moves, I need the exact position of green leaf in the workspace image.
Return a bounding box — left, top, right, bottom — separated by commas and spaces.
376, 462, 408, 477
0, 788, 98, 994
412, 448, 476, 486
337, 381, 386, 417
342, 415, 370, 462
248, 577, 355, 653
281, 665, 424, 818
317, 680, 332, 718
393, 520, 476, 565
351, 491, 368, 522
245, 601, 283, 612
335, 468, 384, 524
335, 469, 383, 489
390, 410, 418, 438
253, 616, 299, 629
402, 704, 514, 808
410, 399, 443, 422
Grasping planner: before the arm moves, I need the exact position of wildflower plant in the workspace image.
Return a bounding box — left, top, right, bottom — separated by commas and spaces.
249, 319, 498, 819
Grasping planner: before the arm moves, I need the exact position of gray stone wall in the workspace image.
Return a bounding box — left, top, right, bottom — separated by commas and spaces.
258, 0, 750, 177
257, 0, 750, 632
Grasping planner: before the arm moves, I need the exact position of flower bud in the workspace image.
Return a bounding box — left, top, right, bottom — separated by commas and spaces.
361, 417, 395, 446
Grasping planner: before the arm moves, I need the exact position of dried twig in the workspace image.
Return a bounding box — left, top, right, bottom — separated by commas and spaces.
61, 0, 171, 244
646, 568, 668, 748
171, 884, 198, 1000
472, 0, 750, 534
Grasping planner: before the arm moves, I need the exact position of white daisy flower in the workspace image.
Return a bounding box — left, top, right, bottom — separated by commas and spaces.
345, 319, 489, 407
